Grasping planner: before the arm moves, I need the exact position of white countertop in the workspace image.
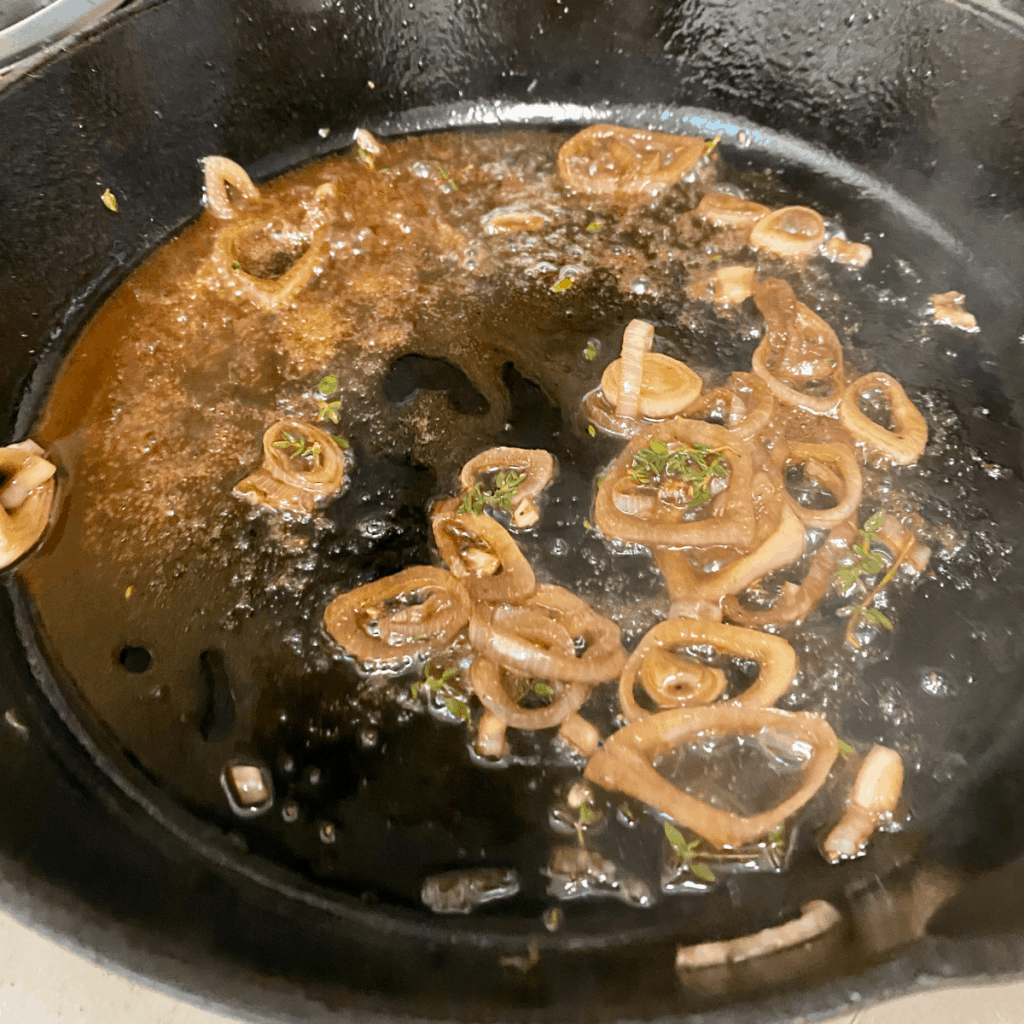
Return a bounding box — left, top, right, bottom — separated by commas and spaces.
2, 905, 1023, 1024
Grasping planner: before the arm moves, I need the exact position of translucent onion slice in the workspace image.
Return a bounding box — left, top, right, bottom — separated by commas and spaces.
676, 900, 842, 970
749, 206, 825, 258
610, 318, 653, 420
684, 371, 775, 441
779, 440, 863, 529
203, 156, 260, 220
458, 447, 555, 527
824, 744, 904, 862
216, 223, 331, 310
825, 236, 872, 267
710, 265, 757, 307
558, 713, 602, 757
695, 194, 770, 229
433, 508, 536, 604
323, 566, 471, 664
617, 618, 798, 722
640, 647, 728, 709
482, 206, 549, 235
557, 124, 706, 197
839, 372, 928, 465
723, 518, 857, 627
601, 353, 704, 421
235, 419, 345, 515
930, 290, 977, 331
0, 441, 57, 569
595, 421, 756, 550
584, 703, 839, 849
752, 278, 845, 415
469, 584, 626, 685
470, 656, 590, 731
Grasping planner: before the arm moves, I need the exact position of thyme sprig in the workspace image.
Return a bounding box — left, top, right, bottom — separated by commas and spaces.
629, 440, 728, 507
273, 430, 321, 461
411, 664, 471, 721
458, 469, 526, 516
436, 164, 458, 191
315, 374, 342, 424
664, 822, 716, 883
835, 511, 903, 646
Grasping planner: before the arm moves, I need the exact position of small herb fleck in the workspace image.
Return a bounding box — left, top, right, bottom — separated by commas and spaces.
704, 134, 721, 157
552, 277, 573, 293
711, 254, 723, 261
664, 823, 717, 882
412, 665, 471, 721
585, 221, 605, 233
587, 425, 596, 437
583, 519, 593, 530
584, 340, 597, 361
231, 260, 241, 270
101, 188, 118, 212
596, 475, 605, 488
330, 435, 350, 450
272, 430, 321, 461
124, 585, 134, 599
356, 147, 375, 171
458, 468, 526, 516
837, 738, 856, 758
767, 823, 785, 848
435, 164, 458, 191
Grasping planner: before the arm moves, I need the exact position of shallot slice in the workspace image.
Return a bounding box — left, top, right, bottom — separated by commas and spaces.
0, 441, 57, 569
684, 372, 775, 441
778, 440, 863, 529
695, 194, 770, 230
839, 372, 928, 465
824, 744, 904, 862
203, 156, 260, 219
458, 447, 555, 528
749, 206, 825, 258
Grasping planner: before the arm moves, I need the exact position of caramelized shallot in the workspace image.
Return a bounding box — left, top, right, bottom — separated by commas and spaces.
778, 440, 863, 529
323, 566, 471, 663
930, 290, 977, 331
459, 447, 555, 529
839, 372, 928, 465
824, 744, 903, 862
695, 194, 770, 230
825, 236, 872, 267
0, 441, 56, 569
749, 206, 825, 258
203, 156, 260, 219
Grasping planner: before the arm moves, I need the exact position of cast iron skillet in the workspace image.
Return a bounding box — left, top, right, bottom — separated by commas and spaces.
3, 0, 1024, 1020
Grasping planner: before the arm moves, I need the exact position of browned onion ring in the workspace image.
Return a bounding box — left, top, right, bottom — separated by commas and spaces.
695, 194, 770, 229
585, 703, 839, 849
595, 420, 756, 550
777, 440, 862, 529
749, 206, 825, 258
838, 372, 928, 465
557, 124, 706, 197
203, 156, 260, 219
723, 518, 857, 627
323, 566, 470, 663
0, 441, 56, 569
752, 279, 845, 415
459, 446, 555, 528
433, 508, 536, 604
234, 419, 346, 515
470, 656, 590, 731
469, 584, 626, 685
618, 618, 798, 722
684, 372, 775, 442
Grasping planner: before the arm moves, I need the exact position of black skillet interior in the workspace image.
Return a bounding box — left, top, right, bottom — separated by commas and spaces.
2, 0, 1024, 1021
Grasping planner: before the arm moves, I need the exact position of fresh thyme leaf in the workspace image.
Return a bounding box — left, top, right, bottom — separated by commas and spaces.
768, 823, 785, 848
317, 374, 339, 398
596, 475, 605, 488
101, 188, 118, 212
458, 469, 526, 516
628, 441, 727, 506
578, 804, 596, 824
231, 260, 241, 270
863, 509, 886, 534
588, 425, 596, 437
711, 254, 723, 261
272, 430, 320, 460
330, 435, 350, 449
837, 738, 855, 758
583, 519, 593, 530
444, 696, 472, 721
534, 682, 554, 697
704, 134, 721, 156
356, 147, 375, 170
586, 221, 605, 232
552, 277, 573, 293
691, 863, 717, 883
584, 340, 597, 360
664, 822, 703, 861
435, 164, 458, 191
863, 606, 894, 630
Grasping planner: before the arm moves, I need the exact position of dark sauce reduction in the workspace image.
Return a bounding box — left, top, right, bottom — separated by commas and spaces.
17, 128, 1017, 921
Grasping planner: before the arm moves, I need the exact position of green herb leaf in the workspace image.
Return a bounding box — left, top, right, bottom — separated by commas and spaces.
578, 804, 597, 824
444, 696, 472, 721
711, 254, 723, 261
596, 475, 605, 488
458, 469, 526, 516
317, 374, 339, 398
704, 135, 721, 156
317, 399, 342, 424
231, 260, 241, 270
584, 341, 597, 361
330, 435, 350, 449
768, 823, 785, 848
585, 221, 604, 233
534, 682, 554, 697
587, 425, 596, 437
691, 863, 717, 883
582, 519, 593, 530
272, 430, 321, 460
837, 738, 855, 758
664, 822, 687, 855
627, 440, 727, 506
863, 509, 886, 534
435, 164, 458, 191
552, 277, 573, 293
101, 188, 118, 212
863, 606, 894, 630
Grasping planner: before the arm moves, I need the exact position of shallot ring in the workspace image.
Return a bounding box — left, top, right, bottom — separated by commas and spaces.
617, 618, 798, 722
323, 566, 471, 664
838, 372, 928, 465
684, 372, 775, 441
780, 440, 863, 529
749, 206, 825, 258
469, 656, 590, 731
695, 194, 770, 230
203, 155, 260, 219
584, 704, 838, 849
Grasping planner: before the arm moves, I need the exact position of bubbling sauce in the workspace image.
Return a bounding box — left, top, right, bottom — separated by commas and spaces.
17, 125, 1006, 924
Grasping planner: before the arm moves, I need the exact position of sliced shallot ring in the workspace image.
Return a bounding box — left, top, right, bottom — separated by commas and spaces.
470, 656, 590, 731
684, 372, 775, 441
323, 566, 470, 663
617, 618, 798, 722
723, 518, 857, 627
695, 194, 770, 229
0, 442, 57, 569
749, 206, 825, 258
780, 441, 862, 529
825, 236, 872, 267
433, 510, 536, 604
602, 353, 704, 421
824, 744, 904, 862
458, 447, 555, 525
469, 584, 626, 685
640, 647, 728, 710
203, 156, 260, 219
839, 372, 928, 465
595, 420, 756, 550
676, 900, 842, 970
234, 419, 345, 514
584, 703, 839, 849
557, 124, 706, 197
752, 279, 845, 415
611, 319, 653, 420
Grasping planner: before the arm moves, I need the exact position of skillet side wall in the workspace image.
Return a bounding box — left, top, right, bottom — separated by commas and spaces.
1, 1, 1024, 1022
